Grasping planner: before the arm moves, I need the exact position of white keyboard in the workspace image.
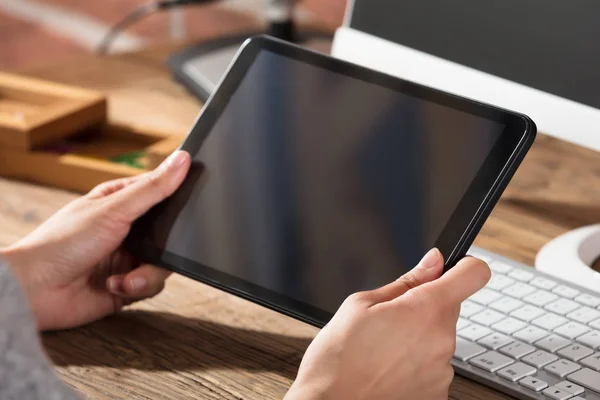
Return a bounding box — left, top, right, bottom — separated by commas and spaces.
454, 248, 600, 400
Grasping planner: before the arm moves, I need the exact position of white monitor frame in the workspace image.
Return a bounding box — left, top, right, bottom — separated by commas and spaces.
332, 1, 600, 153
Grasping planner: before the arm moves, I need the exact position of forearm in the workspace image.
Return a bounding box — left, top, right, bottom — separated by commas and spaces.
1, 240, 42, 291
0, 243, 49, 329
0, 256, 79, 400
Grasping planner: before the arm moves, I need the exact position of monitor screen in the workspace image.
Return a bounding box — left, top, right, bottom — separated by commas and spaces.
349, 0, 600, 110
133, 49, 507, 314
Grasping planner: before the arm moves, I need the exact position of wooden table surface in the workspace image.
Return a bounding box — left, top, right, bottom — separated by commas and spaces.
3, 33, 600, 400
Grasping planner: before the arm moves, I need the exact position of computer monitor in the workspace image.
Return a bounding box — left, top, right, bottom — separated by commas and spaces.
332, 0, 600, 152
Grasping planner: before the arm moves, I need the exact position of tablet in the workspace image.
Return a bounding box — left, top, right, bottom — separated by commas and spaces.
126, 36, 536, 327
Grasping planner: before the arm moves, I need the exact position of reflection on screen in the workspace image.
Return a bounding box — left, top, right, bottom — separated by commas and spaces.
149, 51, 503, 313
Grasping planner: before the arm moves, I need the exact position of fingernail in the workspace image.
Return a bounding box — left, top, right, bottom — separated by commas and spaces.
128, 277, 147, 294
108, 277, 126, 295
417, 248, 441, 270
163, 151, 187, 170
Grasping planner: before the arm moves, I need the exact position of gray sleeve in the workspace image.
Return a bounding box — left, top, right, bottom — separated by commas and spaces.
0, 258, 79, 400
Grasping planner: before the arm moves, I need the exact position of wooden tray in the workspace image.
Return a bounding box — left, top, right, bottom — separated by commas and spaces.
0, 123, 184, 193
0, 72, 106, 151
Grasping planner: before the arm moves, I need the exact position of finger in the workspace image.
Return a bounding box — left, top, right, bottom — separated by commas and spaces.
107, 264, 172, 299
367, 248, 444, 304
106, 150, 191, 221
87, 175, 141, 199
423, 256, 491, 305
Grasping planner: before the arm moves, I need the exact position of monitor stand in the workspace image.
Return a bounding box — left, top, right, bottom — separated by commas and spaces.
536, 224, 600, 293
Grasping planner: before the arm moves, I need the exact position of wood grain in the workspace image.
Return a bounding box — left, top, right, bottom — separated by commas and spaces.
0, 123, 182, 193
0, 72, 107, 150
2, 35, 599, 400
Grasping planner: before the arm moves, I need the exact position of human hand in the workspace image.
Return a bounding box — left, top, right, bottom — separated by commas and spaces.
1, 151, 191, 331
286, 249, 490, 400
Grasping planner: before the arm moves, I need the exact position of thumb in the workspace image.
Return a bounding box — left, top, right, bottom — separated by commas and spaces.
368, 248, 444, 304
425, 256, 491, 306
107, 150, 191, 220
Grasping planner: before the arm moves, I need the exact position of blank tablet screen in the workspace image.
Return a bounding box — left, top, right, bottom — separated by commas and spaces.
135, 49, 505, 314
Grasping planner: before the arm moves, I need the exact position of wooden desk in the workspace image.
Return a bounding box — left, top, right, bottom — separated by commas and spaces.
3, 38, 600, 400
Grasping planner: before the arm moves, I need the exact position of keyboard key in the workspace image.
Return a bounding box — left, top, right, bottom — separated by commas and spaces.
511, 305, 546, 322
590, 318, 600, 330
567, 368, 600, 393
522, 350, 558, 368
554, 322, 590, 339
487, 274, 515, 291
470, 289, 502, 305
496, 362, 536, 382
581, 353, 600, 371
574, 293, 600, 308
567, 306, 600, 324
454, 337, 486, 361
542, 386, 576, 400
536, 335, 572, 353
545, 298, 580, 315
460, 301, 484, 318
469, 351, 514, 372
508, 269, 535, 282
576, 330, 600, 349
469, 251, 494, 264
502, 282, 537, 298
513, 326, 549, 344
555, 380, 585, 395
544, 359, 581, 377
552, 285, 580, 299
499, 341, 536, 359
458, 324, 493, 341
455, 254, 600, 398
492, 317, 527, 334
490, 297, 524, 313
471, 309, 505, 326
524, 290, 559, 307
557, 344, 594, 361
530, 276, 557, 291
519, 375, 548, 392
478, 332, 513, 350
456, 318, 471, 331
488, 261, 512, 274
533, 313, 569, 330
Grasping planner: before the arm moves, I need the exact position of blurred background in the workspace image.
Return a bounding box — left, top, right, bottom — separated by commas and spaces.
0, 0, 346, 70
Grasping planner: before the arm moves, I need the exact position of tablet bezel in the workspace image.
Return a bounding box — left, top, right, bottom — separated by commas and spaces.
127, 35, 536, 328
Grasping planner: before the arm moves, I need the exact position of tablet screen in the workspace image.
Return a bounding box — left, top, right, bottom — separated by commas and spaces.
132, 45, 516, 317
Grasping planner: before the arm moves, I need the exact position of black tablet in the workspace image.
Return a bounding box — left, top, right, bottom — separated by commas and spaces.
126, 35, 536, 327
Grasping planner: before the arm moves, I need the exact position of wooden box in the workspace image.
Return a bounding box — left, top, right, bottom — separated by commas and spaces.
0, 123, 184, 193
0, 72, 107, 151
